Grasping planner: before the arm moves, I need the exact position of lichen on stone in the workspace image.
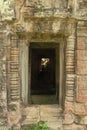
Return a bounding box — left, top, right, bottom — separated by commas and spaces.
0, 0, 15, 21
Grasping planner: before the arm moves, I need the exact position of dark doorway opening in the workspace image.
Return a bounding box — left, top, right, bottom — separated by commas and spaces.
31, 49, 56, 95
29, 42, 61, 104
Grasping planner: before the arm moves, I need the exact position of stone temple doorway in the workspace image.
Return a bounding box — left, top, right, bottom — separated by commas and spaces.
28, 42, 64, 104
20, 42, 64, 105
30, 47, 58, 104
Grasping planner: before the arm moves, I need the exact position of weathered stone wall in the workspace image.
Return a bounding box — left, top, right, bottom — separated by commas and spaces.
0, 0, 87, 130
76, 21, 87, 103
75, 0, 87, 18
63, 21, 87, 130
76, 21, 87, 126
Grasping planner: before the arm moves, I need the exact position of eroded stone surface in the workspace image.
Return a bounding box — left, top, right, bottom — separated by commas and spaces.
0, 0, 15, 21
0, 0, 87, 130
22, 105, 63, 130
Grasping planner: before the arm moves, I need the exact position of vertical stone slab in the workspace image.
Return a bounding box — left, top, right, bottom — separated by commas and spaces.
20, 39, 29, 105
0, 31, 8, 129
76, 23, 87, 103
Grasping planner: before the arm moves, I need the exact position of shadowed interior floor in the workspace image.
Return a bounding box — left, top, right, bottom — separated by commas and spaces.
29, 95, 58, 104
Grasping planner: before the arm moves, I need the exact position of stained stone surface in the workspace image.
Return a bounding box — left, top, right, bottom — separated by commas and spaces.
0, 0, 15, 21
0, 0, 87, 130
21, 105, 63, 130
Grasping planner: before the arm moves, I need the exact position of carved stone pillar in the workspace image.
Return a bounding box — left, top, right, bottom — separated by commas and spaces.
65, 35, 75, 102
63, 25, 76, 127
7, 34, 21, 129
7, 35, 20, 101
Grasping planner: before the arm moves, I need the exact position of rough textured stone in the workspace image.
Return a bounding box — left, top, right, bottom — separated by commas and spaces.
63, 112, 74, 125
76, 61, 87, 74
0, 0, 15, 21
47, 121, 63, 130
64, 101, 74, 113
0, 0, 87, 130
76, 76, 87, 102
75, 0, 87, 18
74, 103, 87, 116
77, 37, 86, 50
64, 124, 86, 130
21, 106, 40, 125
80, 116, 87, 125
22, 105, 63, 130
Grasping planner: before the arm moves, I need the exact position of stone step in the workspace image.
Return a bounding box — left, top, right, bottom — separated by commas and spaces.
22, 105, 63, 130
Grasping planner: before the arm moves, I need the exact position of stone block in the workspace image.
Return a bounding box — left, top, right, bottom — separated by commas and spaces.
66, 89, 74, 97
8, 112, 21, 126
47, 121, 63, 130
77, 37, 85, 50
76, 50, 87, 61
64, 101, 74, 113
76, 61, 87, 74
40, 105, 62, 122
65, 96, 74, 102
8, 102, 21, 127
76, 76, 87, 102
64, 124, 85, 130
76, 50, 84, 60
22, 106, 40, 125
63, 112, 74, 125
80, 116, 87, 124
74, 103, 87, 116
74, 115, 82, 124
22, 105, 63, 130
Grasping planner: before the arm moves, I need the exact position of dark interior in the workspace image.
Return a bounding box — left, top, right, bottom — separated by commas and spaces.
31, 48, 56, 95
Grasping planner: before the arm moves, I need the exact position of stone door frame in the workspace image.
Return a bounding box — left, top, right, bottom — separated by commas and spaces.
20, 38, 65, 106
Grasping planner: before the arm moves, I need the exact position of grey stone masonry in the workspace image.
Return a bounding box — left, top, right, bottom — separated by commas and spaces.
0, 24, 8, 129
